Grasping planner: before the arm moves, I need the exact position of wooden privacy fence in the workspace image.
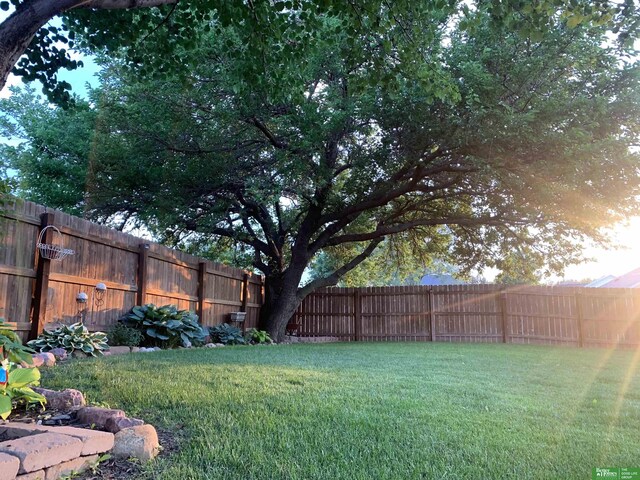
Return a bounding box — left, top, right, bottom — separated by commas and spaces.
0, 200, 263, 341
293, 285, 640, 347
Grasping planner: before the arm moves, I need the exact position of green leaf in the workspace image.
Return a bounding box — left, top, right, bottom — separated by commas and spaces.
566, 15, 583, 28
0, 395, 11, 420
8, 368, 40, 389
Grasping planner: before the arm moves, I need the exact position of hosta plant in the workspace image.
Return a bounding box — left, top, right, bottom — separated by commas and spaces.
121, 304, 207, 348
0, 360, 46, 420
209, 323, 246, 345
0, 318, 34, 365
244, 328, 273, 345
27, 323, 109, 357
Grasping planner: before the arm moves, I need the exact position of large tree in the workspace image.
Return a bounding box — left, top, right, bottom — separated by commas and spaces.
4, 4, 640, 341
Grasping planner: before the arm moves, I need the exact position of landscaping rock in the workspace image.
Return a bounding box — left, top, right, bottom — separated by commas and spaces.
214, 343, 225, 347
23, 356, 43, 368
71, 351, 87, 359
0, 432, 83, 474
34, 353, 56, 368
104, 416, 145, 434
204, 343, 216, 348
32, 389, 86, 410
108, 346, 131, 355
49, 349, 67, 361
0, 424, 47, 440
76, 407, 125, 430
44, 454, 98, 480
112, 425, 160, 462
16, 470, 45, 480
131, 347, 140, 353
41, 414, 71, 426
36, 427, 113, 456
0, 451, 20, 480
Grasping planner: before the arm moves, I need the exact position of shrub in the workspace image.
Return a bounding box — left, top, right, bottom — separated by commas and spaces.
0, 318, 34, 365
244, 328, 273, 345
0, 362, 46, 420
121, 304, 207, 348
27, 323, 109, 357
209, 323, 246, 345
108, 322, 144, 347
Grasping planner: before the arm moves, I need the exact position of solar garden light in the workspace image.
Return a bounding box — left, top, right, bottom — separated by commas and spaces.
76, 291, 89, 322
75, 283, 108, 323
94, 283, 107, 307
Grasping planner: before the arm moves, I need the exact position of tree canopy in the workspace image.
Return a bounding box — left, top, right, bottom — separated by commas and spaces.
2, 1, 639, 340
1, 1, 638, 102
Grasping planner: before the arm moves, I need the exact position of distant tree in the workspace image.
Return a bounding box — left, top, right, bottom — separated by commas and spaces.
3, 4, 639, 341
493, 247, 545, 285
0, 85, 95, 216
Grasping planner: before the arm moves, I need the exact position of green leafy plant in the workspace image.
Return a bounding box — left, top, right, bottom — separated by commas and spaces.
244, 328, 273, 345
209, 323, 246, 345
27, 323, 109, 357
0, 318, 34, 365
0, 361, 46, 420
107, 322, 144, 347
121, 304, 207, 348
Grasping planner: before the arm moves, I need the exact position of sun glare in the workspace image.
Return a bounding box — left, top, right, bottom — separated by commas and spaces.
563, 216, 640, 281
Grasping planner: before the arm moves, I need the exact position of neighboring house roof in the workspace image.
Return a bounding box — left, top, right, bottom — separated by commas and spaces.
419, 274, 465, 286
556, 281, 588, 287
585, 275, 616, 288
596, 267, 640, 288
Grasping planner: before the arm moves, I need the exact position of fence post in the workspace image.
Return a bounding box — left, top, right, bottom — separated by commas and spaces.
576, 291, 584, 348
429, 288, 436, 342
197, 262, 207, 323
500, 293, 509, 343
137, 243, 150, 306
241, 273, 249, 312
354, 289, 362, 341
30, 212, 55, 340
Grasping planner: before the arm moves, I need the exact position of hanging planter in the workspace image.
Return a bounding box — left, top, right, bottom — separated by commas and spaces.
36, 225, 75, 261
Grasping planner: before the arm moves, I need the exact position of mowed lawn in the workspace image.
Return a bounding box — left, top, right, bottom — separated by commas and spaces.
42, 343, 640, 480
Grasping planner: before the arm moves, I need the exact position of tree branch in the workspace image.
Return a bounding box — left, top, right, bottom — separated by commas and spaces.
326, 215, 521, 246
298, 237, 384, 298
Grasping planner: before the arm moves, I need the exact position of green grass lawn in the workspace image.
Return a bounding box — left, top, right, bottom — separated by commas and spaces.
42, 343, 640, 480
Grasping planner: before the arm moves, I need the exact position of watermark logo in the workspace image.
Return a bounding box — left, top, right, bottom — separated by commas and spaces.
593, 468, 640, 480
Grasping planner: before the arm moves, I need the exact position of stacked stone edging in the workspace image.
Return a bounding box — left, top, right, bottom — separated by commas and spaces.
0, 423, 113, 480
0, 405, 161, 479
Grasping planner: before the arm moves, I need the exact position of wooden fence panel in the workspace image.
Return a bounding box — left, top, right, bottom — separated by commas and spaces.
433, 285, 503, 343
506, 287, 579, 346
0, 200, 263, 339
360, 286, 430, 342
295, 284, 640, 348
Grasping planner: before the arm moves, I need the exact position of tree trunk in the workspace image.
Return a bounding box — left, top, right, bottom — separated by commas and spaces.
258, 276, 302, 343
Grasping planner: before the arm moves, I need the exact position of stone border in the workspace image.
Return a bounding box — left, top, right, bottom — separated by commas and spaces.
0, 423, 112, 480
0, 405, 161, 480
